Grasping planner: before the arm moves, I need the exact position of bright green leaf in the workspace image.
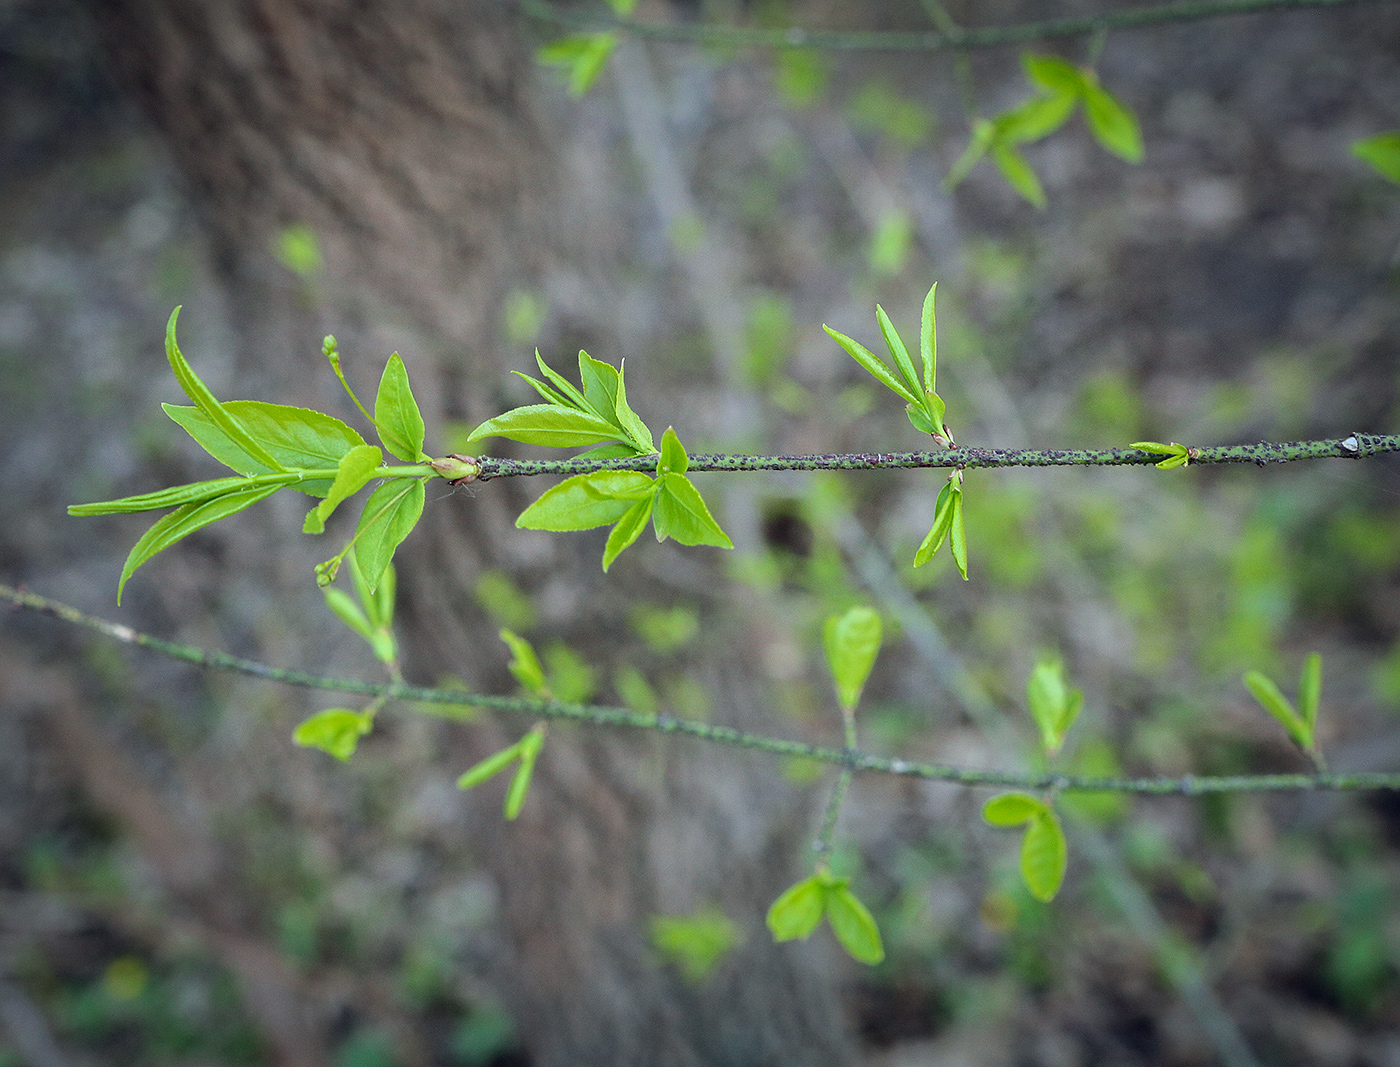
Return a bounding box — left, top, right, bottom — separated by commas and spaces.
875, 305, 921, 401
1022, 53, 1084, 96
649, 908, 741, 984
1081, 78, 1144, 163
603, 495, 655, 571
537, 33, 617, 97
516, 471, 655, 532
504, 726, 545, 819
658, 427, 688, 475
1299, 653, 1323, 733
991, 142, 1047, 208
117, 481, 282, 603
349, 548, 395, 632
303, 444, 383, 534
293, 708, 373, 762
823, 325, 919, 405
70, 475, 278, 516
353, 477, 426, 592
1353, 132, 1400, 184
995, 92, 1077, 144
375, 353, 427, 461
1243, 669, 1309, 749
982, 792, 1045, 827
1026, 655, 1084, 757
766, 876, 826, 942
824, 885, 885, 965
467, 405, 628, 449
919, 283, 938, 395
1020, 809, 1068, 902
823, 606, 883, 711
652, 473, 733, 548
949, 488, 969, 580
322, 587, 374, 642
456, 744, 522, 790
500, 629, 549, 697
914, 481, 958, 567
611, 362, 655, 453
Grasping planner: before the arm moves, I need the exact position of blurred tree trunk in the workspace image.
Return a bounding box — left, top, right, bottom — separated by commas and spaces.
81, 2, 855, 1064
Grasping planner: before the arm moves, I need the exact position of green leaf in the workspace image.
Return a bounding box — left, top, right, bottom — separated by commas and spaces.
766, 876, 826, 942
533, 351, 591, 410
456, 744, 523, 790
867, 209, 913, 275
611, 362, 655, 453
995, 91, 1077, 144
303, 444, 383, 534
375, 353, 427, 461
823, 606, 883, 712
537, 32, 617, 97
1022, 53, 1084, 96
467, 405, 627, 449
982, 792, 1045, 827
649, 908, 741, 985
658, 426, 688, 475
875, 305, 921, 400
500, 629, 549, 697
516, 471, 655, 532
1353, 132, 1400, 184
603, 495, 655, 571
117, 481, 282, 603
991, 142, 1047, 208
823, 325, 919, 405
1243, 669, 1309, 749
945, 119, 995, 191
1020, 808, 1068, 902
949, 487, 968, 580
293, 708, 373, 762
349, 547, 395, 632
1026, 655, 1084, 757
1081, 78, 1144, 163
322, 588, 374, 643
578, 351, 623, 428
919, 283, 938, 396
824, 885, 885, 965
353, 477, 426, 592
504, 727, 544, 819
70, 476, 275, 516
652, 473, 733, 548
162, 405, 275, 480
914, 481, 958, 567
164, 308, 287, 473
1129, 441, 1190, 469
1299, 653, 1323, 734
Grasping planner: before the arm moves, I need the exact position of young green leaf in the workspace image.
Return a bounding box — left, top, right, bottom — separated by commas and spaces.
990, 142, 1047, 209
1022, 53, 1084, 96
534, 351, 591, 411
504, 726, 545, 819
914, 481, 958, 567
578, 351, 623, 428
164, 308, 287, 474
1243, 669, 1310, 750
1130, 441, 1190, 469
823, 606, 883, 712
995, 91, 1077, 144
117, 482, 283, 603
467, 405, 628, 449
603, 495, 655, 571
1026, 655, 1084, 757
516, 471, 655, 532
875, 305, 921, 401
1081, 78, 1144, 163
537, 32, 617, 97
456, 743, 523, 791
1298, 653, 1322, 735
658, 427, 689, 475
944, 119, 996, 192
293, 708, 373, 762
649, 908, 742, 985
610, 361, 655, 453
375, 353, 428, 461
982, 792, 1045, 827
823, 325, 919, 405
353, 477, 426, 592
70, 475, 278, 516
949, 488, 968, 580
1020, 808, 1068, 902
766, 876, 826, 942
500, 629, 549, 697
919, 283, 938, 397
349, 548, 395, 632
652, 474, 733, 548
322, 587, 374, 643
1353, 132, 1400, 184
303, 444, 383, 534
824, 884, 885, 965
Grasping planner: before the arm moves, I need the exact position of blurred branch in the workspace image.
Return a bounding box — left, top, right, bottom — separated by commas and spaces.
6, 584, 1399, 797
516, 0, 1399, 53
472, 433, 1398, 480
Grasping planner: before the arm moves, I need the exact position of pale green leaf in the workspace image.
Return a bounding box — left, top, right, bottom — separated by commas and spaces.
500, 629, 548, 697
1020, 809, 1068, 902
303, 444, 383, 533
658, 426, 688, 475
1299, 653, 1323, 734
516, 471, 655, 532
913, 481, 957, 567
322, 588, 374, 642
293, 708, 373, 762
467, 405, 627, 449
991, 143, 1047, 208
652, 473, 733, 549
944, 120, 995, 191
1026, 655, 1083, 756
456, 744, 522, 790
982, 792, 1045, 827
117, 481, 282, 603
766, 876, 826, 942
1244, 669, 1309, 748
1022, 53, 1084, 96
825, 885, 885, 965
1081, 78, 1144, 163
995, 91, 1077, 144
823, 325, 919, 405
823, 606, 883, 711
919, 283, 938, 394
70, 476, 273, 516
504, 728, 544, 819
349, 548, 395, 632
375, 353, 427, 461
649, 908, 741, 985
949, 489, 968, 580
537, 32, 616, 97
353, 477, 426, 592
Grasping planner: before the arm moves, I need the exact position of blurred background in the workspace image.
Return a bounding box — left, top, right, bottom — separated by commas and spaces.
2, 0, 1400, 1064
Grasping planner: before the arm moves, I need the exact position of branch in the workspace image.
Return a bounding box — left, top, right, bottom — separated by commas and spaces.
6, 584, 1398, 796
472, 433, 1397, 481
515, 0, 1399, 53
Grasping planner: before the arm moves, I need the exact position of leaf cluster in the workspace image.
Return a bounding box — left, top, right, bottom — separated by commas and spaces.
766, 870, 885, 965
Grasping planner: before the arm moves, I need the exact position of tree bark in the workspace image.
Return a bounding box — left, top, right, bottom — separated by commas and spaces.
80, 2, 857, 1063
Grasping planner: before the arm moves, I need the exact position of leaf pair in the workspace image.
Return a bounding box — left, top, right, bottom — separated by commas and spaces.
1244, 653, 1324, 766
983, 793, 1068, 903
913, 475, 968, 578
456, 724, 546, 821
468, 350, 656, 458
766, 870, 885, 965
1026, 655, 1084, 757
824, 284, 948, 445
947, 53, 1143, 208
514, 428, 731, 570
1131, 440, 1190, 470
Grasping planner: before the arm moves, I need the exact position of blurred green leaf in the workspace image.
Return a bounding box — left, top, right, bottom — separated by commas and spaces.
273, 224, 322, 279
991, 143, 1047, 208
500, 629, 549, 697
1020, 809, 1068, 902
1081, 77, 1144, 163
504, 727, 544, 819
1352, 132, 1400, 184
1022, 53, 1083, 96
294, 708, 373, 762
766, 875, 826, 941
456, 744, 522, 790
650, 907, 742, 984
537, 33, 617, 97
867, 209, 913, 275
823, 606, 883, 711
982, 792, 1045, 827
825, 883, 885, 965
1026, 655, 1084, 757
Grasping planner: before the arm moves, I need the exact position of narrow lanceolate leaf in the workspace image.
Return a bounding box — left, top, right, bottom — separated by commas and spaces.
456, 744, 523, 790
603, 495, 654, 571
304, 445, 383, 534
658, 427, 688, 475
1081, 79, 1143, 163
322, 588, 374, 642
69, 476, 270, 516
375, 353, 428, 461
825, 885, 885, 965
823, 325, 919, 405
164, 308, 285, 473
652, 473, 733, 548
949, 489, 969, 580
1243, 670, 1309, 749
504, 728, 544, 819
824, 606, 883, 712
611, 363, 655, 453
467, 405, 627, 449
534, 351, 590, 411
995, 91, 1077, 144
919, 283, 938, 394
516, 471, 655, 532
875, 305, 921, 400
353, 477, 426, 592
117, 482, 283, 603
578, 350, 623, 428
1020, 809, 1068, 902
914, 481, 958, 567
500, 629, 548, 697
991, 142, 1047, 208
513, 370, 572, 409
293, 708, 373, 762
766, 876, 826, 942
1298, 653, 1322, 734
